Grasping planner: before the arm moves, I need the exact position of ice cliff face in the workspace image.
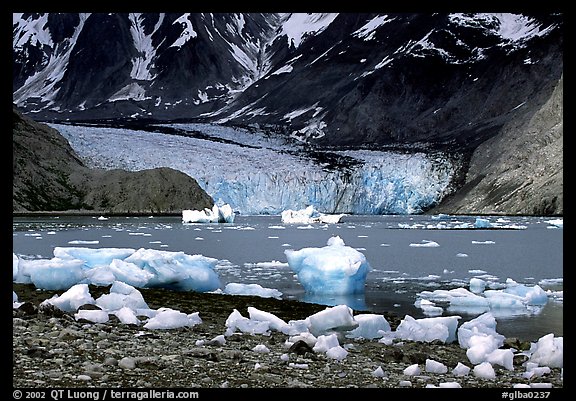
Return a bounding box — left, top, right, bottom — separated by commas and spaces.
49, 122, 458, 215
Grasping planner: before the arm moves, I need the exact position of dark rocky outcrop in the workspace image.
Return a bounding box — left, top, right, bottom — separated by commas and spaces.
428, 74, 563, 215
13, 107, 214, 214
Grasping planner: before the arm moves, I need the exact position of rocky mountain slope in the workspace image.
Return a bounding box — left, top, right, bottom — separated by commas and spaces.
429, 74, 563, 215
13, 107, 214, 214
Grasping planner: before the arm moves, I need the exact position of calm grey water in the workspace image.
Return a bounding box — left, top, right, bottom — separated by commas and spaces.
12, 214, 563, 341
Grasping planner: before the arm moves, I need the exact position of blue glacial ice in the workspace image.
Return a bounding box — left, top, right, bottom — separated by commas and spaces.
51, 122, 457, 215
284, 236, 371, 295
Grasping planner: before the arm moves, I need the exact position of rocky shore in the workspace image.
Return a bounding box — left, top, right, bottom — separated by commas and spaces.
13, 283, 563, 390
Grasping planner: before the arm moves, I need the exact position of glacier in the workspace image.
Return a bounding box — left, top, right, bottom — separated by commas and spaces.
51, 122, 457, 215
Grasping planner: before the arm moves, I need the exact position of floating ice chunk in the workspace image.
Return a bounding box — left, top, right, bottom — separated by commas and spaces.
53, 247, 135, 267
502, 278, 548, 305
544, 218, 563, 228
108, 258, 156, 287
474, 217, 491, 228
281, 205, 345, 224
182, 203, 235, 223
284, 236, 371, 295
20, 257, 85, 290
417, 288, 490, 315
124, 248, 221, 292
223, 283, 282, 299
484, 279, 549, 309
409, 239, 440, 247
469, 278, 486, 294
414, 299, 443, 316
13, 253, 19, 281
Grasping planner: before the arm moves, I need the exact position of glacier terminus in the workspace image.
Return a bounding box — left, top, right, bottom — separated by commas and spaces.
51, 122, 458, 216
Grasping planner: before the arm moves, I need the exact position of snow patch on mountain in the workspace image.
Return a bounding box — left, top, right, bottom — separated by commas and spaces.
170, 13, 197, 48
13, 13, 91, 108
353, 15, 394, 40
279, 13, 339, 47
129, 13, 163, 80
449, 13, 557, 44
13, 13, 53, 48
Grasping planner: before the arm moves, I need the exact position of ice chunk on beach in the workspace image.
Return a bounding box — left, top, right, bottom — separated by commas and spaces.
247, 306, 289, 332
95, 281, 149, 311
306, 304, 358, 337
143, 307, 202, 330
284, 236, 371, 295
40, 283, 95, 313
529, 333, 563, 368
346, 313, 391, 339
458, 312, 505, 349
395, 315, 461, 343
225, 309, 271, 335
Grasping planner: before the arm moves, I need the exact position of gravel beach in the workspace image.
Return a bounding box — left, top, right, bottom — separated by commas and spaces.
12, 283, 563, 390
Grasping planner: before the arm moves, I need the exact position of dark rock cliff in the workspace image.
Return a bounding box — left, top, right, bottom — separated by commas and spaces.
428, 74, 563, 215
13, 107, 214, 214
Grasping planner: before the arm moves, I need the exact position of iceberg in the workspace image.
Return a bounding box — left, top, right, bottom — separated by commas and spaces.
281, 205, 345, 224
182, 203, 235, 223
14, 247, 221, 293
284, 236, 371, 295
